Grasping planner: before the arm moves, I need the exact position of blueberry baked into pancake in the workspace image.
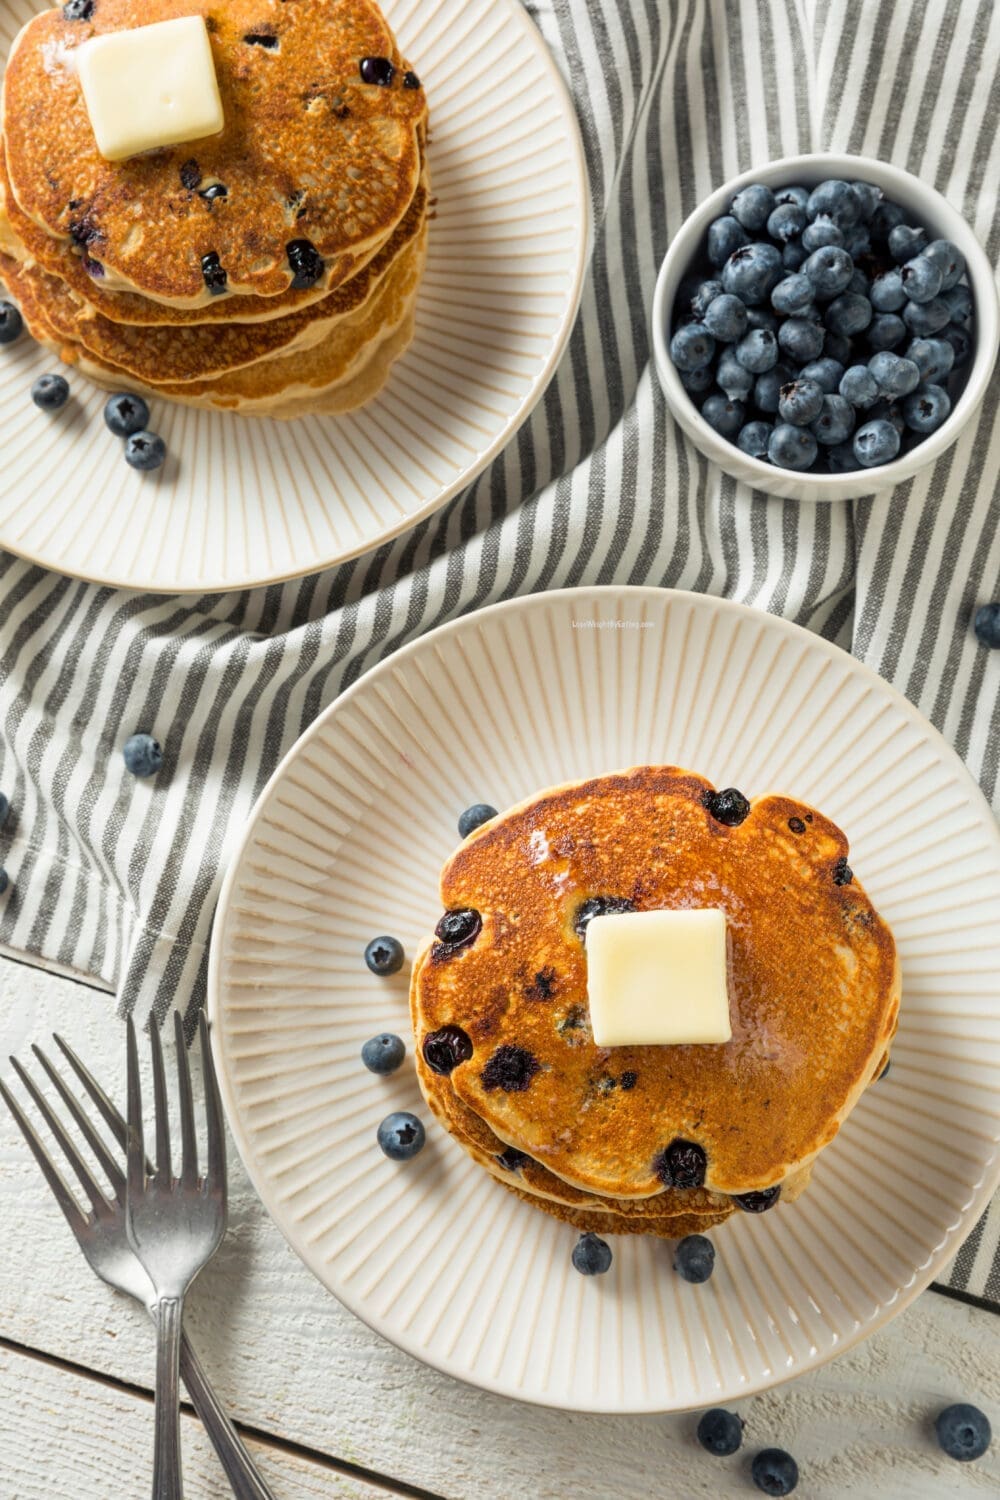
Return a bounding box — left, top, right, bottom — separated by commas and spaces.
411, 766, 900, 1239
0, 0, 428, 416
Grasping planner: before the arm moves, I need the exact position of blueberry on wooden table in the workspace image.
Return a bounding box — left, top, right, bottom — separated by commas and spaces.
751, 1448, 799, 1495
122, 733, 163, 777
696, 1408, 743, 1456
571, 1232, 612, 1276
377, 1111, 425, 1161
0, 302, 23, 344
364, 935, 405, 975
673, 1233, 715, 1283
361, 1033, 405, 1075
124, 431, 166, 471
31, 373, 69, 411
104, 391, 150, 438
934, 1402, 992, 1462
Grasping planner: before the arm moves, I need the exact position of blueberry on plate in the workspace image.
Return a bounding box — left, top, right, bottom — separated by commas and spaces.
768, 423, 818, 471
751, 1447, 799, 1495
853, 418, 901, 467
973, 603, 1000, 648
902, 384, 950, 434
31, 373, 69, 411
364, 935, 405, 975
572, 1232, 612, 1276
124, 431, 167, 471
361, 1033, 405, 1075
696, 1408, 743, 1457
0, 301, 23, 344
934, 1403, 992, 1462
377, 1111, 425, 1161
104, 391, 150, 438
702, 394, 745, 439
673, 1233, 715, 1283
458, 803, 497, 838
122, 733, 162, 778
670, 322, 715, 372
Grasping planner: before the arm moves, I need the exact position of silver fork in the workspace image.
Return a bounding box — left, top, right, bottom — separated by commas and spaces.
126, 1012, 229, 1500
0, 1018, 275, 1500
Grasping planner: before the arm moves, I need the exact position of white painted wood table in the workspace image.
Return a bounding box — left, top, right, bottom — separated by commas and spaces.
1, 953, 997, 1500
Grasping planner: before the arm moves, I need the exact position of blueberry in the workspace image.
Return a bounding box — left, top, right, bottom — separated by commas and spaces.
361, 1033, 405, 1074
878, 1057, 892, 1080
775, 185, 810, 210
734, 328, 778, 374
703, 292, 748, 343
768, 423, 818, 471
124, 431, 166, 471
458, 803, 497, 837
737, 421, 772, 459
888, 223, 928, 262
782, 241, 809, 271
870, 199, 906, 245
364, 935, 405, 975
496, 1146, 529, 1170
179, 159, 202, 191
287, 238, 325, 289
811, 394, 855, 445
481, 1044, 540, 1093
31, 374, 69, 411
798, 358, 843, 395
377, 1111, 425, 1161
696, 1408, 743, 1456
751, 1447, 799, 1495
840, 364, 880, 409
702, 787, 750, 825
198, 182, 229, 205
924, 239, 965, 291
827, 440, 859, 473
821, 331, 852, 365
403, 70, 421, 89
766, 202, 807, 243
62, 0, 94, 16
746, 306, 779, 333
941, 284, 973, 323
852, 181, 882, 220
571, 1232, 612, 1276
702, 394, 745, 438
721, 242, 782, 304
854, 418, 901, 467
707, 216, 749, 268
717, 349, 754, 401
825, 291, 872, 337
670, 322, 715, 372
902, 383, 951, 434
870, 268, 906, 312
754, 364, 793, 415
801, 216, 843, 252
943, 322, 973, 365
574, 895, 635, 939
778, 378, 824, 426
803, 245, 855, 301
866, 313, 906, 351
730, 183, 775, 232
122, 733, 162, 777
104, 392, 150, 437
433, 908, 482, 954
0, 301, 23, 344
771, 273, 814, 317
934, 1403, 991, 1462
422, 1024, 474, 1073
868, 399, 906, 436
0, 869, 8, 895
868, 350, 920, 398
654, 1138, 707, 1188
807, 180, 861, 229
680, 365, 714, 396
735, 1185, 782, 1212
359, 55, 395, 86
974, 603, 1000, 648
901, 254, 944, 304
777, 317, 824, 363
200, 251, 228, 294
903, 297, 950, 336
673, 1234, 715, 1283
690, 279, 724, 318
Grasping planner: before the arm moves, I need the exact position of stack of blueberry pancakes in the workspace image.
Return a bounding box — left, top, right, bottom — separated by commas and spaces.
411, 767, 901, 1239
0, 0, 427, 417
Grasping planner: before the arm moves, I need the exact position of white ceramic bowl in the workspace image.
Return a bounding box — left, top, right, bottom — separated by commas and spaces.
652, 153, 1000, 501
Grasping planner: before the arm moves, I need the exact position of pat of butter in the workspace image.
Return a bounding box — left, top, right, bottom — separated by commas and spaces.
586, 908, 732, 1047
77, 17, 224, 163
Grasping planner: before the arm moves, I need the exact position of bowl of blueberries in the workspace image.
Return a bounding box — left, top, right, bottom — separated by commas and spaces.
652, 154, 999, 499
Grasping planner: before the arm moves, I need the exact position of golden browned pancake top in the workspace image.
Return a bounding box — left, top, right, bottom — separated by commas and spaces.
411, 767, 900, 1200
3, 0, 426, 303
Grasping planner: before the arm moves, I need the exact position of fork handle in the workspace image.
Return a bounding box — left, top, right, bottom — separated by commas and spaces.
179, 1333, 277, 1500
153, 1296, 185, 1500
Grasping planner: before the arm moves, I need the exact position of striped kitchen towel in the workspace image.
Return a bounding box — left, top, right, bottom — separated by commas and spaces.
0, 0, 997, 1306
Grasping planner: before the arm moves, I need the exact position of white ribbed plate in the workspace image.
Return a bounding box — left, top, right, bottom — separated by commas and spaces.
208, 588, 1000, 1412
0, 0, 586, 593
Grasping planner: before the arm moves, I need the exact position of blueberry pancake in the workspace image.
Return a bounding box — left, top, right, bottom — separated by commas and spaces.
3, 0, 426, 307
410, 766, 899, 1232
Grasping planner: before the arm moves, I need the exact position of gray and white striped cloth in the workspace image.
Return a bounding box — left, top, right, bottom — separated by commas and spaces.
0, 0, 998, 1307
